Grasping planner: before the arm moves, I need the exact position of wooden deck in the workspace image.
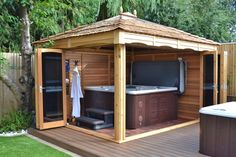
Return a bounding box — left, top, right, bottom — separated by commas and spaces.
29, 123, 208, 157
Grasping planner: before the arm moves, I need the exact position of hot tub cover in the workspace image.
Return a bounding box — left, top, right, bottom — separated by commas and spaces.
199, 102, 236, 118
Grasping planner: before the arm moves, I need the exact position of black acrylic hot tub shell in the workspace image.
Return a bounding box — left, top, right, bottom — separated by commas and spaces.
131, 60, 186, 94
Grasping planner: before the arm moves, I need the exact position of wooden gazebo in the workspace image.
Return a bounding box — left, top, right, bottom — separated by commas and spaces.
33, 12, 226, 143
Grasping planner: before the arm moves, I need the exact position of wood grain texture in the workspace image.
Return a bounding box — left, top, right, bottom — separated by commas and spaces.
64, 49, 131, 118
114, 44, 126, 142
219, 44, 236, 97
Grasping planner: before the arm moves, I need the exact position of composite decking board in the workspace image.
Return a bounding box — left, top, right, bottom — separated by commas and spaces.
50, 128, 133, 157
28, 128, 99, 157
43, 128, 122, 157
135, 129, 201, 156
44, 128, 137, 157
29, 124, 208, 157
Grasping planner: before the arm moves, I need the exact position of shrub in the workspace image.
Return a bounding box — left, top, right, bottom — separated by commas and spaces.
0, 110, 33, 133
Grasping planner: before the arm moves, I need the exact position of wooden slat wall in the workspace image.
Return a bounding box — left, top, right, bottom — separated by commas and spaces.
218, 43, 236, 96
133, 52, 200, 120
64, 49, 131, 117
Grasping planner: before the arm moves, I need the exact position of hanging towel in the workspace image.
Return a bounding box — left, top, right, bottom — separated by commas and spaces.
71, 66, 83, 117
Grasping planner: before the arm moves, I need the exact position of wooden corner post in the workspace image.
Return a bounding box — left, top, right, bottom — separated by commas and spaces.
199, 54, 204, 108
213, 51, 218, 104
220, 51, 228, 103
114, 44, 126, 143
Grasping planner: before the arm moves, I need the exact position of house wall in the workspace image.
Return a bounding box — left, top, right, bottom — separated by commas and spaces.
133, 51, 200, 120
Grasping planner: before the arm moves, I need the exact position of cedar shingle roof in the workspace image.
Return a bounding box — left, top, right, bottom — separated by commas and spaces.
33, 12, 219, 45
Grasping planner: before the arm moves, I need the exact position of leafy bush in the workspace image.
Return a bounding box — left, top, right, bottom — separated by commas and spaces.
0, 110, 32, 133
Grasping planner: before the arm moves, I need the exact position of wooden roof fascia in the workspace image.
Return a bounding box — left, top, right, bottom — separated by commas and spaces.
45, 31, 115, 49
114, 30, 217, 52
34, 29, 217, 52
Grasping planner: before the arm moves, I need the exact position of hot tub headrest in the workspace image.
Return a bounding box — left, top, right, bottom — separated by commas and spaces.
131, 59, 186, 94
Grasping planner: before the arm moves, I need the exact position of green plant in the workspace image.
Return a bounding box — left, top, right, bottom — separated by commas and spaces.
0, 110, 32, 133
0, 52, 9, 74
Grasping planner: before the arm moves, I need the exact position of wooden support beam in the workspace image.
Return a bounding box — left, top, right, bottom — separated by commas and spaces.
114, 44, 126, 142
35, 50, 40, 129
220, 51, 228, 103
199, 54, 204, 108
213, 51, 218, 104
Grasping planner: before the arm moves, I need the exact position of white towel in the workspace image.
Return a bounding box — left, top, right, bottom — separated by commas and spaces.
71, 66, 83, 117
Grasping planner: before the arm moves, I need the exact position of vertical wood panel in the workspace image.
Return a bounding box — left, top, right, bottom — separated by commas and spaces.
114, 44, 126, 142
213, 51, 218, 104
219, 44, 236, 96
219, 50, 228, 103
199, 54, 203, 108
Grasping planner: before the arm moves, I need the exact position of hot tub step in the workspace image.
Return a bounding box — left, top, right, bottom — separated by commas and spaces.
77, 116, 104, 125
86, 108, 114, 124
77, 116, 113, 130
86, 108, 114, 115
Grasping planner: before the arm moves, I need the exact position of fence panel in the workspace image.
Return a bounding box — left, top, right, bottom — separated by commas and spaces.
0, 52, 34, 118
219, 43, 236, 96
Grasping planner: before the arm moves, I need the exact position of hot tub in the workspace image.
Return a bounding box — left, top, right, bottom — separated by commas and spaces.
84, 85, 178, 129
84, 85, 177, 95
199, 102, 236, 157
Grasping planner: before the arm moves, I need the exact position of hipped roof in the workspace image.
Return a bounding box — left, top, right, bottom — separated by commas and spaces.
33, 12, 219, 46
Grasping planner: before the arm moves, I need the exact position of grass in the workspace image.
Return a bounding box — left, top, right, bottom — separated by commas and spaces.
0, 136, 71, 157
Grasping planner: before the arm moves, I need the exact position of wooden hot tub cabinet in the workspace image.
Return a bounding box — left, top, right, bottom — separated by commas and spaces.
84, 90, 177, 129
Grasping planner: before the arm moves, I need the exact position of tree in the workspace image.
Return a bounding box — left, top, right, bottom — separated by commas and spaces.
143, 0, 181, 27
0, 0, 99, 111
0, 1, 21, 51
30, 0, 99, 41
0, 0, 34, 111
176, 0, 236, 42
97, 0, 144, 21
19, 1, 34, 111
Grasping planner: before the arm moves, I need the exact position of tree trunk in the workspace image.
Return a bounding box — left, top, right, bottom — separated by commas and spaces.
97, 0, 108, 21
19, 6, 34, 112
0, 74, 23, 104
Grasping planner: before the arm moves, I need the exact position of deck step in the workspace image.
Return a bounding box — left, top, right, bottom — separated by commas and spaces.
86, 108, 114, 124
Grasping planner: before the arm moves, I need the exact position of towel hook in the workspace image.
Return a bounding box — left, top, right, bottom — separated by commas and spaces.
74, 60, 80, 66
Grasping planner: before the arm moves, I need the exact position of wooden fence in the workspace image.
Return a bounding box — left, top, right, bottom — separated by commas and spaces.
219, 43, 236, 96
0, 52, 34, 118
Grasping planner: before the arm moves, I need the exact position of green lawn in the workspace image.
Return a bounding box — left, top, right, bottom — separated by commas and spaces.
0, 136, 71, 157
